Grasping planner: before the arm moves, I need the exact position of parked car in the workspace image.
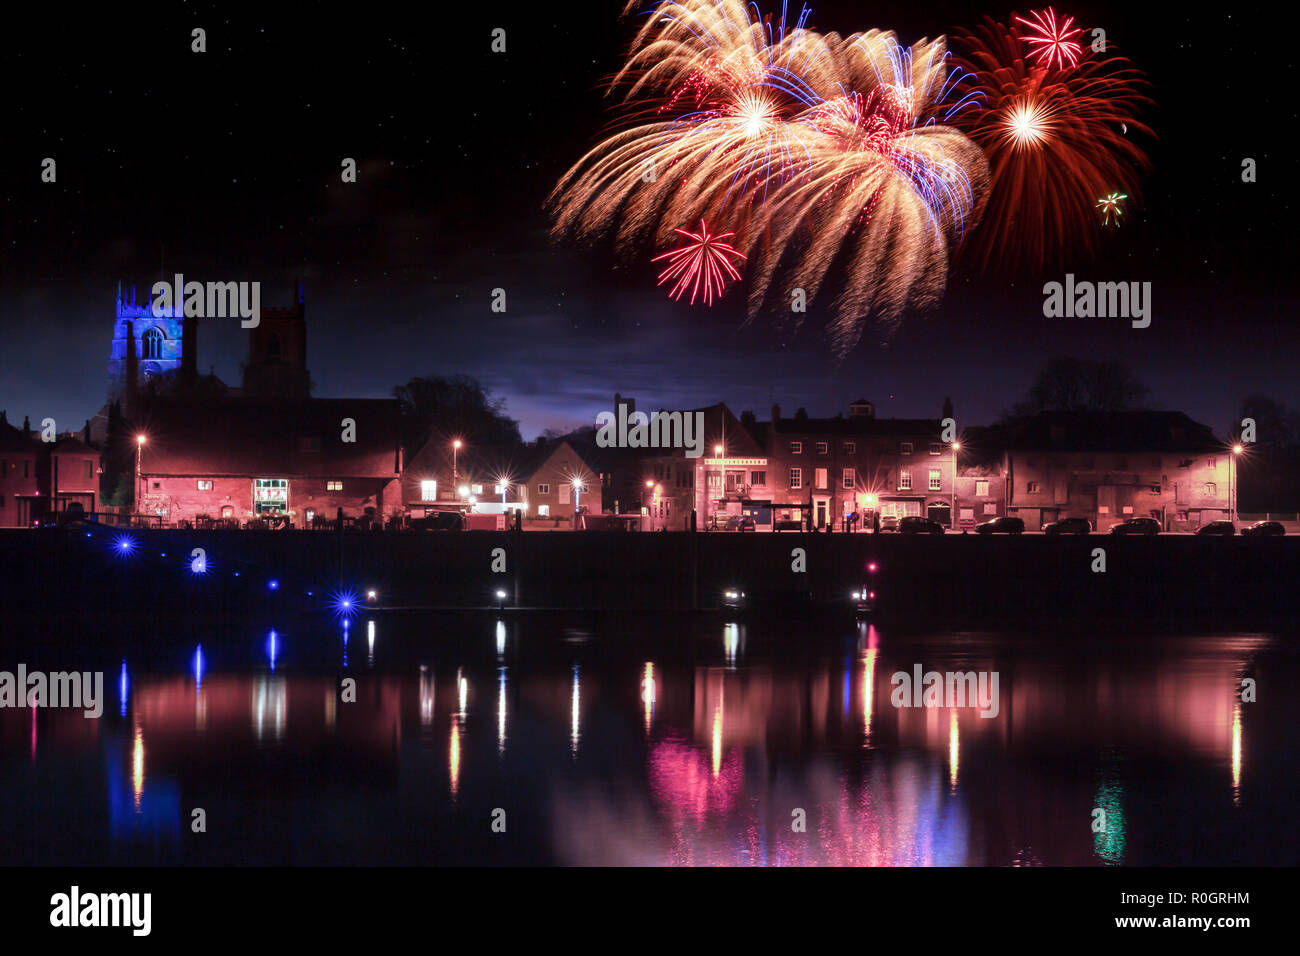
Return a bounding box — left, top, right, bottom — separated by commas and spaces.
1196, 520, 1236, 536
409, 510, 465, 531
898, 516, 945, 535
976, 516, 1026, 535
710, 514, 756, 532
1043, 516, 1091, 535
1110, 516, 1160, 535
1241, 520, 1286, 537
879, 515, 900, 533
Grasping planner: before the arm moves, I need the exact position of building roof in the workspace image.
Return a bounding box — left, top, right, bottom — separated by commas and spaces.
0, 416, 38, 453
993, 410, 1225, 454
137, 396, 401, 477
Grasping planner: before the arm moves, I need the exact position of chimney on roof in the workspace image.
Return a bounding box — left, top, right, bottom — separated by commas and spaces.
22, 415, 31, 436
770, 404, 780, 424
942, 396, 954, 420
849, 399, 874, 419
83, 419, 91, 444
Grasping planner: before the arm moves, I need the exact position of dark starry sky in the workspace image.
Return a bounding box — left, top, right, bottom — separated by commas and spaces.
0, 1, 1292, 438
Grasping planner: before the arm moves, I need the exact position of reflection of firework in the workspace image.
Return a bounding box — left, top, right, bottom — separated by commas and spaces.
653, 220, 746, 305
1097, 191, 1127, 226
953, 15, 1152, 269
1014, 8, 1083, 71
548, 0, 988, 356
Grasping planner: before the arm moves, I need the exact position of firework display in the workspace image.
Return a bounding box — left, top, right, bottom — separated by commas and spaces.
549, 1, 1153, 352
952, 11, 1153, 269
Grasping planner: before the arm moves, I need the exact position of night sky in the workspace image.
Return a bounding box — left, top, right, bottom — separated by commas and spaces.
1, 2, 1292, 439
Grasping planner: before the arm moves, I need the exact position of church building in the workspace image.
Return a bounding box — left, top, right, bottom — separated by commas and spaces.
107, 282, 403, 527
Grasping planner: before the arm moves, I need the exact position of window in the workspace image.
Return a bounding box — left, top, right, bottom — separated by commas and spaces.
842, 467, 855, 489
816, 442, 828, 455
750, 471, 766, 486
152, 481, 160, 489
421, 480, 438, 502
83, 460, 93, 479
1204, 482, 1217, 495
23, 461, 29, 478
326, 480, 343, 491
538, 505, 550, 517
789, 467, 802, 490
197, 479, 214, 491
472, 484, 483, 495
1176, 511, 1188, 521
1027, 481, 1041, 493
537, 483, 550, 496
253, 478, 288, 514
141, 327, 163, 360
984, 502, 998, 514
1178, 458, 1193, 468
975, 480, 989, 496
898, 470, 912, 490
843, 442, 856, 455
1206, 458, 1217, 469
928, 469, 941, 491
1149, 485, 1161, 495
1116, 456, 1128, 470
708, 472, 721, 489
929, 443, 943, 455
960, 508, 974, 521
268, 333, 282, 357
900, 442, 913, 455
815, 468, 828, 489
790, 442, 803, 454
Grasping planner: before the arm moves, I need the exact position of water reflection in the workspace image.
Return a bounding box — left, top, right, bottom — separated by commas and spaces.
0, 618, 1289, 866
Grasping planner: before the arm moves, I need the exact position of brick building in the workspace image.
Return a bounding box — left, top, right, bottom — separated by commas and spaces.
403, 437, 598, 520
995, 411, 1233, 531
135, 397, 401, 526
744, 400, 957, 529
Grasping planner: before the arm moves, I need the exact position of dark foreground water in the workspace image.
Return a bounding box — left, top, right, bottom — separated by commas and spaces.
1, 611, 1296, 866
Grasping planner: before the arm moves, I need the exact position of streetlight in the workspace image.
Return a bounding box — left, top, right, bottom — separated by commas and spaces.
1231, 444, 1244, 526
951, 441, 961, 532
572, 478, 584, 513
135, 433, 147, 514
714, 444, 723, 458
452, 440, 463, 497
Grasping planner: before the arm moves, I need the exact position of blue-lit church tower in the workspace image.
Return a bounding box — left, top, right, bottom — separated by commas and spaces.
107, 284, 196, 414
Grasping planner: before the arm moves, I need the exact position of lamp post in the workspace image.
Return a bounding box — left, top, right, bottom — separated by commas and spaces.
452, 440, 462, 500
951, 441, 961, 532
1231, 443, 1243, 526
135, 433, 147, 516
572, 478, 583, 514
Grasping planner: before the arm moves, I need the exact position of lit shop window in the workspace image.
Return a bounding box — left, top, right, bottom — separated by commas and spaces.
197, 479, 214, 491
253, 479, 288, 514
421, 480, 438, 502
327, 480, 343, 492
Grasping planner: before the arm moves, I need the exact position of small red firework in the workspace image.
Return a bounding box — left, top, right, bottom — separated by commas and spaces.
652, 220, 746, 306
1015, 8, 1084, 71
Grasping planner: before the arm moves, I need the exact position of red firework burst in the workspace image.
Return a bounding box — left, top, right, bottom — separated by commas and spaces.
1014, 8, 1084, 71
952, 15, 1153, 270
652, 220, 747, 305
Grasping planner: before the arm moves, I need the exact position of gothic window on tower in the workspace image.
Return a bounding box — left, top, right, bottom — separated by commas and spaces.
142, 327, 163, 360
268, 333, 282, 357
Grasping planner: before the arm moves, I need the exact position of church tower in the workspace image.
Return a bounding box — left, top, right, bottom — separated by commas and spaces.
243, 282, 310, 401
108, 284, 189, 415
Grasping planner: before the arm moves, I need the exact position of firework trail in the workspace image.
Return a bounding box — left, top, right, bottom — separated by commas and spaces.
653, 220, 747, 304
952, 12, 1153, 269
547, 0, 989, 356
